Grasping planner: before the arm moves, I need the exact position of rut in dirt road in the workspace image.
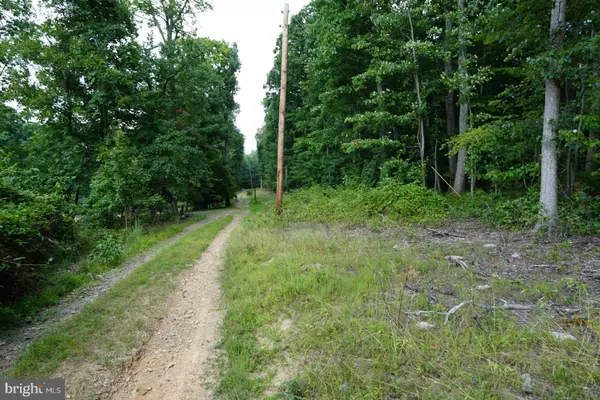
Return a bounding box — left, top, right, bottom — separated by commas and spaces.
108, 212, 246, 400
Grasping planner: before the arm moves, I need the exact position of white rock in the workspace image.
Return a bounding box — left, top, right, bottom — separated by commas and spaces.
484, 244, 497, 248
521, 373, 533, 393
551, 331, 577, 341
445, 255, 464, 261
476, 284, 491, 291
511, 253, 521, 258
416, 321, 435, 330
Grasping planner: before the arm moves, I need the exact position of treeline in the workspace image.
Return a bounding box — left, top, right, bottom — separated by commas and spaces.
0, 0, 243, 302
257, 0, 599, 231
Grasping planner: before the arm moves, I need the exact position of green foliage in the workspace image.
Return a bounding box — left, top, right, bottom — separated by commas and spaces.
447, 188, 600, 234
87, 130, 152, 227
281, 182, 447, 226
0, 180, 77, 303
91, 233, 124, 266
380, 158, 421, 184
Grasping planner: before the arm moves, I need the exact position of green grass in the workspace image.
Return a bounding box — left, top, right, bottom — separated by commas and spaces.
7, 216, 232, 389
218, 209, 600, 399
1, 214, 208, 330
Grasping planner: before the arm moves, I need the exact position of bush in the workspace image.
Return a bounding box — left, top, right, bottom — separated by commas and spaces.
0, 181, 78, 303
91, 233, 124, 266
280, 182, 447, 226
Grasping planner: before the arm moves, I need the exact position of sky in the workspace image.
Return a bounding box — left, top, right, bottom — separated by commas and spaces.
196, 1, 311, 154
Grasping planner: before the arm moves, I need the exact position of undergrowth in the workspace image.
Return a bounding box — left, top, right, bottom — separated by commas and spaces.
273, 183, 599, 234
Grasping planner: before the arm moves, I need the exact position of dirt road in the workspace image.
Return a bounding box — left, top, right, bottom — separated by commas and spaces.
108, 212, 246, 400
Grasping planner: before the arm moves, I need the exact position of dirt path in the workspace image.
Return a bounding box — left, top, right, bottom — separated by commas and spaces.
0, 209, 239, 374
108, 212, 246, 400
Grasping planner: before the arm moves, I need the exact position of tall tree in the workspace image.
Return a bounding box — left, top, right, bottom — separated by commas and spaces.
536, 0, 566, 231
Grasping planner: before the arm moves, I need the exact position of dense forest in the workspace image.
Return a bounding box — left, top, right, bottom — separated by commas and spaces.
0, 0, 243, 307
257, 0, 599, 232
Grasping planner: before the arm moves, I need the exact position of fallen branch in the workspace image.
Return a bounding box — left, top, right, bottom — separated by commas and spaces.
427, 229, 466, 239
445, 301, 472, 325
480, 299, 532, 311
404, 310, 447, 316
445, 255, 469, 271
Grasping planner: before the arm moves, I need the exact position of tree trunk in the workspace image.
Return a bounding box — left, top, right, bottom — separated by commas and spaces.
408, 13, 426, 187
453, 0, 468, 193
536, 0, 566, 231
445, 13, 457, 178
377, 81, 385, 138
434, 139, 441, 191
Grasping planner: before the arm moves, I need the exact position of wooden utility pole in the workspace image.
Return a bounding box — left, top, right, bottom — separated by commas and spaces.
275, 3, 289, 215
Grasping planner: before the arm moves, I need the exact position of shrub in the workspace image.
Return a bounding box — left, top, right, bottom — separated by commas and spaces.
91, 233, 124, 266
0, 181, 78, 303
280, 182, 447, 226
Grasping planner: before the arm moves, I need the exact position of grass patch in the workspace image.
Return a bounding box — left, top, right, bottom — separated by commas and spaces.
7, 216, 232, 385
1, 214, 208, 331
219, 210, 600, 399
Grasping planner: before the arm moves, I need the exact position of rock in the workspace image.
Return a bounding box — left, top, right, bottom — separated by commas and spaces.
551, 331, 577, 341
301, 263, 323, 272
140, 387, 152, 396
167, 363, 175, 369
521, 373, 533, 393
511, 253, 521, 259
146, 368, 153, 372
446, 255, 464, 262
476, 284, 491, 291
0, 341, 5, 346
484, 244, 497, 248
416, 321, 434, 330
392, 244, 399, 249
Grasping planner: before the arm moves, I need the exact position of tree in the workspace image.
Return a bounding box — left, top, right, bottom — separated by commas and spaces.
536, 0, 566, 231
88, 130, 152, 228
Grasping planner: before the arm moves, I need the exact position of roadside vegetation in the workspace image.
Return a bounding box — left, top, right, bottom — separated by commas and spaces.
6, 216, 233, 398
0, 213, 207, 331
219, 194, 600, 399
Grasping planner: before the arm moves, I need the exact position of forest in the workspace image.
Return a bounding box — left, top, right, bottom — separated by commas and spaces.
0, 0, 243, 318
257, 0, 599, 233
1, 0, 600, 398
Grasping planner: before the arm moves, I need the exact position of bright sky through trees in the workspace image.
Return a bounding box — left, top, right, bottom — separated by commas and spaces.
197, 0, 310, 153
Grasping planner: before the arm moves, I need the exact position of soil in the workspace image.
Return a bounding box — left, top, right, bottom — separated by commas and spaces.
0, 209, 240, 374
106, 211, 247, 400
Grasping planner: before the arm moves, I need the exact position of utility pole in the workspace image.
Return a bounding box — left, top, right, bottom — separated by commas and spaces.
276, 2, 289, 215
